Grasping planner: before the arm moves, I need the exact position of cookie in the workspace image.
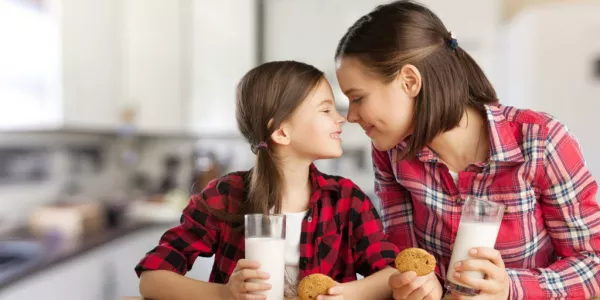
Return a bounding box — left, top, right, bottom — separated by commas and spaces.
298, 273, 336, 300
395, 248, 436, 276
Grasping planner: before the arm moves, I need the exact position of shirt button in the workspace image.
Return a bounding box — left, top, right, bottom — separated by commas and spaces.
307, 216, 313, 223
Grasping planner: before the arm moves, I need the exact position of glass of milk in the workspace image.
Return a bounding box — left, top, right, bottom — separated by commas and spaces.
445, 197, 505, 296
245, 214, 286, 300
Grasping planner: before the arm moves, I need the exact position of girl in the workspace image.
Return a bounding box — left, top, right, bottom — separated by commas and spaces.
135, 61, 399, 300
335, 1, 600, 300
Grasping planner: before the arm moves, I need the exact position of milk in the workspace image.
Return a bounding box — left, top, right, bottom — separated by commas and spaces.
245, 237, 285, 300
446, 221, 501, 287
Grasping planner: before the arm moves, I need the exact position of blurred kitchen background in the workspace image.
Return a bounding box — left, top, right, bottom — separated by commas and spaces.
0, 0, 598, 299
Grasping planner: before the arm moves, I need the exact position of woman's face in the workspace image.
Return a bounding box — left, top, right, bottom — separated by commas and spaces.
336, 57, 417, 151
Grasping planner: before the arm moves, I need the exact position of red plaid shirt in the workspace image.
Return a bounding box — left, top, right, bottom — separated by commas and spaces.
374, 104, 600, 299
135, 164, 398, 284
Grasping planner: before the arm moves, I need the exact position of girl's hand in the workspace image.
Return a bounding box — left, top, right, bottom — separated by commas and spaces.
389, 271, 443, 300
451, 247, 509, 300
317, 282, 344, 300
225, 259, 272, 300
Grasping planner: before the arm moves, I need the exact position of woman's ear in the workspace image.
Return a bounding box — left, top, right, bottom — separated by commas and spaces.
397, 64, 422, 98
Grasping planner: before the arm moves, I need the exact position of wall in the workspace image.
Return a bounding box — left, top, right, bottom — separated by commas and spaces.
502, 2, 600, 194
263, 0, 502, 105
0, 1, 62, 129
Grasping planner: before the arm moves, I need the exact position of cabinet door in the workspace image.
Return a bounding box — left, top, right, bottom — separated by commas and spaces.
60, 0, 122, 130
0, 250, 106, 300
110, 225, 174, 298
122, 0, 188, 135
109, 224, 216, 298
189, 0, 256, 135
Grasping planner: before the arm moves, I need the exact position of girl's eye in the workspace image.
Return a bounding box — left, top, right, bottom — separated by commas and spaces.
351, 97, 363, 104
323, 110, 330, 113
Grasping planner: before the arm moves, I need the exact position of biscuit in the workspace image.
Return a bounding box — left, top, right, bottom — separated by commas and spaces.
298, 273, 336, 300
395, 248, 436, 276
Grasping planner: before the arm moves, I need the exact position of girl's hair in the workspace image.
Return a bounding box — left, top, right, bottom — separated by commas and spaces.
235, 61, 324, 216
335, 0, 498, 158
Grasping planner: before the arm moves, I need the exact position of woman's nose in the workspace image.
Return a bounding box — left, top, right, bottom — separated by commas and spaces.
346, 106, 359, 123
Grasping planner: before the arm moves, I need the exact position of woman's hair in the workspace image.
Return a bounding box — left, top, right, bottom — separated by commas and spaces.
335, 0, 498, 158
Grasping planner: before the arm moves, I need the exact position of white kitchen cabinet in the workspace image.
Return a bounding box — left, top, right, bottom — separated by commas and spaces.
0, 0, 122, 131
122, 0, 191, 135
1, 0, 193, 134
0, 248, 108, 300
111, 225, 174, 298
0, 224, 216, 300
189, 0, 257, 135
109, 224, 215, 298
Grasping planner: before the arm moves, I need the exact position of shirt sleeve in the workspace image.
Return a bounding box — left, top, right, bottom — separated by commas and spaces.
507, 120, 600, 299
372, 145, 418, 250
372, 146, 446, 281
134, 179, 223, 277
347, 180, 399, 277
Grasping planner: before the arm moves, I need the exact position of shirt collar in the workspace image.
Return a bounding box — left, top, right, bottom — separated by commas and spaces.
405, 104, 524, 164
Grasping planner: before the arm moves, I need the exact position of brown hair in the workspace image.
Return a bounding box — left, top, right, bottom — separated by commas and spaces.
236, 61, 323, 216
335, 0, 498, 158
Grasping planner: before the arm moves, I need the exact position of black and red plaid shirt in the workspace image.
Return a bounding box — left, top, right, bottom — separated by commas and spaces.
135, 164, 399, 283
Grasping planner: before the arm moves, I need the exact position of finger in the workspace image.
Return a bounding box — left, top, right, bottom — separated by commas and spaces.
240, 282, 272, 293
237, 269, 270, 281
406, 277, 434, 300
235, 259, 261, 270
389, 271, 418, 289
239, 294, 267, 300
327, 285, 344, 295
393, 288, 404, 300
451, 293, 474, 300
469, 247, 505, 269
454, 259, 498, 280
453, 271, 501, 294
317, 295, 343, 300
395, 275, 429, 299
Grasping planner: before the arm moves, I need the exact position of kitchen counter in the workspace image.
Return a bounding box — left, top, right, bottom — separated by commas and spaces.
0, 220, 172, 291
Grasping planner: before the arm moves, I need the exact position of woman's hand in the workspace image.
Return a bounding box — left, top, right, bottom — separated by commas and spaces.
389, 271, 443, 300
450, 247, 509, 300
225, 259, 272, 300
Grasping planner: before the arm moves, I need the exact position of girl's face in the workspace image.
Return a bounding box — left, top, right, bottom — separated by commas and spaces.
336, 57, 418, 151
279, 78, 346, 161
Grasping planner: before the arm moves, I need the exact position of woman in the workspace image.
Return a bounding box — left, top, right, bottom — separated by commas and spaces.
334, 1, 600, 299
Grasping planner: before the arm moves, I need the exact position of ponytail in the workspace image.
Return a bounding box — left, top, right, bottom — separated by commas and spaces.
247, 147, 283, 215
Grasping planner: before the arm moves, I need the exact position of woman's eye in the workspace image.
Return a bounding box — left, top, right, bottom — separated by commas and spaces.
351, 97, 362, 104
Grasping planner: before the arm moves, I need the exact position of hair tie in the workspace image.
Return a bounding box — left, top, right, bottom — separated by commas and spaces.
447, 31, 458, 50
251, 141, 268, 154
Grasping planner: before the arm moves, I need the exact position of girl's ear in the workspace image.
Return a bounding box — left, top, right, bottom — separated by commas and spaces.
270, 119, 291, 146
271, 126, 291, 145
